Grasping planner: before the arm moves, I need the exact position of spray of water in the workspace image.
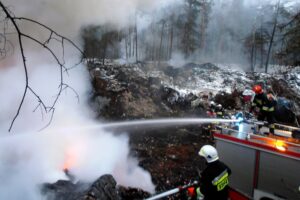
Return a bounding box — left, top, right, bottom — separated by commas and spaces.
50, 118, 239, 133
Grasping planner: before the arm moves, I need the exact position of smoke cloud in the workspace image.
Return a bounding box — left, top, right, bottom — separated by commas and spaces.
0, 62, 155, 199
3, 0, 181, 39
0, 0, 185, 199
0, 122, 155, 199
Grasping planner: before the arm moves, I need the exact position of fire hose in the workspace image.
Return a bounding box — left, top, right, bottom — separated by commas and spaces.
144, 181, 201, 200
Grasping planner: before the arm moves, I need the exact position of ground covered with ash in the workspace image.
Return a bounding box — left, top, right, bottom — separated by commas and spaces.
127, 126, 212, 199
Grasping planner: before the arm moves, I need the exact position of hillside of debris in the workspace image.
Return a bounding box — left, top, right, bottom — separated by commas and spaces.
43, 62, 300, 199
89, 62, 300, 120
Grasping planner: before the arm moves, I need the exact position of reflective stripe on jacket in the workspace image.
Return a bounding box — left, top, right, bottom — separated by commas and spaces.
211, 170, 229, 191
252, 99, 262, 107
262, 106, 275, 112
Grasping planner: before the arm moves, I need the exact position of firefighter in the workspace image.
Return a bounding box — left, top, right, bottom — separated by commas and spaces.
188, 145, 232, 200
199, 145, 231, 200
250, 85, 276, 134
207, 101, 216, 117
203, 101, 217, 140
215, 104, 224, 118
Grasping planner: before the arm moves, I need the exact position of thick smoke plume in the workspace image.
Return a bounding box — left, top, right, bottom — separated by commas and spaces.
0, 63, 155, 199
0, 0, 185, 199
4, 0, 181, 38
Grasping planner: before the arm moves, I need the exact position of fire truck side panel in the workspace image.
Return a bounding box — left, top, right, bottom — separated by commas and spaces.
216, 140, 255, 197
258, 152, 300, 199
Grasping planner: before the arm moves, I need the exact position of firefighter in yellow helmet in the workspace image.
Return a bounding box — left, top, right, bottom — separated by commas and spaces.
198, 145, 231, 200
188, 145, 232, 200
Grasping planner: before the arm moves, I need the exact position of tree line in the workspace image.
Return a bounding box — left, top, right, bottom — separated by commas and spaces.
81, 0, 300, 71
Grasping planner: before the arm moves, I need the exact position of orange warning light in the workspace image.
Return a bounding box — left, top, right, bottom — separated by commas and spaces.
275, 140, 286, 152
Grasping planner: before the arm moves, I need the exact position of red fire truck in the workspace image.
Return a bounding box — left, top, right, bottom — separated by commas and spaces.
214, 122, 300, 200
144, 119, 300, 200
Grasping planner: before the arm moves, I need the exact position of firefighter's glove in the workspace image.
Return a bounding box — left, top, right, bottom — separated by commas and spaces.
187, 187, 204, 200
187, 187, 196, 198
196, 187, 204, 200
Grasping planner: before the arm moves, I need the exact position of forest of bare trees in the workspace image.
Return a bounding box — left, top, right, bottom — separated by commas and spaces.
81, 0, 213, 62
81, 0, 300, 71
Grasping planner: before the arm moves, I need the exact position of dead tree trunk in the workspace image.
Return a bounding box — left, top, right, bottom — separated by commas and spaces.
131, 28, 134, 58
125, 34, 128, 60
158, 21, 166, 64
151, 21, 155, 61
265, 0, 280, 73
135, 14, 138, 63
102, 42, 107, 65
251, 22, 257, 72
251, 42, 255, 72
128, 28, 131, 58
169, 17, 174, 60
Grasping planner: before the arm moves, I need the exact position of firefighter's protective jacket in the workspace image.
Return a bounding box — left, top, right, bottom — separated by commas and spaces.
199, 160, 231, 200
215, 107, 224, 118
251, 93, 276, 113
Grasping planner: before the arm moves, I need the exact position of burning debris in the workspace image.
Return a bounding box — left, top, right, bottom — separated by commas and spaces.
42, 174, 120, 200
38, 123, 211, 200
43, 173, 153, 200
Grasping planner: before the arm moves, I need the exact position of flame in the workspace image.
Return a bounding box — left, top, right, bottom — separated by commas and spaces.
63, 150, 77, 170
275, 140, 286, 152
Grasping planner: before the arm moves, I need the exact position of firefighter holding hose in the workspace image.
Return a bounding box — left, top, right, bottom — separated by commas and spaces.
250, 85, 277, 134
145, 145, 231, 200
187, 145, 232, 200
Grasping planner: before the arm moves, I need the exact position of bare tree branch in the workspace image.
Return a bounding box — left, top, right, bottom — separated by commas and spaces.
38, 107, 56, 132
0, 2, 85, 132
0, 2, 31, 132
15, 17, 84, 55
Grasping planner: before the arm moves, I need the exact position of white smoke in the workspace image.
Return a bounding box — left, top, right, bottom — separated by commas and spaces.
0, 122, 155, 199
3, 0, 182, 39
0, 61, 155, 199
0, 0, 186, 199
